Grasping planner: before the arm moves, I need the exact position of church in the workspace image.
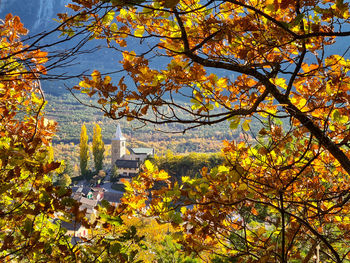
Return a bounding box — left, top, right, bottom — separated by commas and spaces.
111, 124, 154, 177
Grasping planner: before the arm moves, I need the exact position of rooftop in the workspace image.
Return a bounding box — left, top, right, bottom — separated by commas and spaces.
91, 186, 105, 192
130, 147, 154, 155
60, 220, 82, 231
102, 192, 123, 203
79, 197, 98, 207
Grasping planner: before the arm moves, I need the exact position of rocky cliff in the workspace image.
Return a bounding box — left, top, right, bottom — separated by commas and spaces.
0, 0, 68, 31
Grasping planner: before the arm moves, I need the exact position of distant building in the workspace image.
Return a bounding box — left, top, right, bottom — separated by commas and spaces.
111, 124, 154, 177
79, 197, 98, 215
72, 186, 105, 202
60, 220, 88, 240
111, 124, 126, 165
71, 185, 90, 200
102, 192, 123, 206
63, 191, 98, 241
115, 159, 139, 177
129, 147, 154, 162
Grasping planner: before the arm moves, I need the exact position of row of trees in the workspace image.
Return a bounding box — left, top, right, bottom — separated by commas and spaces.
152, 151, 224, 181
80, 123, 105, 177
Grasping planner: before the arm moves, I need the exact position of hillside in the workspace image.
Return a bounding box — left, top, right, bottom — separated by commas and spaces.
45, 93, 246, 154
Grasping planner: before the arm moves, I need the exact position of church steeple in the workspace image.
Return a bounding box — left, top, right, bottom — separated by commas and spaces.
111, 124, 126, 166
113, 123, 126, 140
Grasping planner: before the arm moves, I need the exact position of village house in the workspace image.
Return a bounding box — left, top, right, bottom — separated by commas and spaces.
65, 186, 104, 240
60, 221, 89, 242
102, 192, 123, 206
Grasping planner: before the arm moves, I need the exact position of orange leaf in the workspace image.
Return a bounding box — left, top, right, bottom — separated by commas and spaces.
251, 207, 259, 216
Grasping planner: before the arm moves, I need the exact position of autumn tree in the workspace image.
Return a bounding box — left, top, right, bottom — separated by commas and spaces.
92, 123, 105, 172
80, 124, 89, 177
0, 14, 79, 261
61, 0, 350, 262
0, 13, 152, 263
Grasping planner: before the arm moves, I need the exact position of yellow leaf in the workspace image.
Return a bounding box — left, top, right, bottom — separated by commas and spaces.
242, 119, 251, 131
155, 170, 169, 180
273, 78, 287, 89
103, 76, 111, 85
144, 160, 155, 172
134, 26, 145, 37
218, 165, 229, 173
91, 70, 100, 82
257, 227, 266, 235
79, 81, 90, 88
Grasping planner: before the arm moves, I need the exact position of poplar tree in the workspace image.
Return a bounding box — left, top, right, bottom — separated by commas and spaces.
92, 123, 105, 172
80, 124, 89, 177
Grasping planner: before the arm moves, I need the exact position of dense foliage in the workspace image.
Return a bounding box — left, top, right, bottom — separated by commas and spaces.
62, 0, 350, 262
2, 0, 350, 261
0, 14, 75, 261
0, 15, 163, 262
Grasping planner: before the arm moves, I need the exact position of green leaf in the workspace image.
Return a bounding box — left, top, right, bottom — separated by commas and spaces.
291, 14, 304, 26
138, 243, 148, 250
332, 109, 341, 121
237, 183, 248, 191
206, 103, 214, 110
100, 199, 110, 208
110, 242, 121, 255
171, 212, 183, 224
24, 219, 33, 234
229, 117, 240, 130
228, 170, 240, 182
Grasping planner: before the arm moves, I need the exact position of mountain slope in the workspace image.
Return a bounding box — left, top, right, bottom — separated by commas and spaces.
0, 0, 68, 32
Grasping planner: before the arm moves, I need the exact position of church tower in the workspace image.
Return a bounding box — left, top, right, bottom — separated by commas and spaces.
111, 124, 126, 166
